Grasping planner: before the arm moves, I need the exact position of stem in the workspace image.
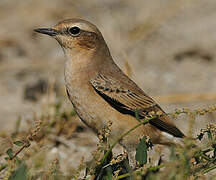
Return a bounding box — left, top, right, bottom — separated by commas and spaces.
202, 147, 214, 154
148, 164, 165, 171
114, 164, 165, 180
100, 116, 156, 167
11, 141, 30, 160
0, 164, 7, 172
203, 164, 216, 174
12, 146, 26, 160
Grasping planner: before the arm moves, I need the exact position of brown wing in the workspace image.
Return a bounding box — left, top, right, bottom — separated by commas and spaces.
90, 73, 185, 138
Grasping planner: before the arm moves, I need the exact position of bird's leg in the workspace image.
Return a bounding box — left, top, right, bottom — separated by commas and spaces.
127, 150, 137, 169
119, 143, 137, 169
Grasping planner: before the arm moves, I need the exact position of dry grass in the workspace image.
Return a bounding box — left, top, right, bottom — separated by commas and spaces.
0, 101, 216, 179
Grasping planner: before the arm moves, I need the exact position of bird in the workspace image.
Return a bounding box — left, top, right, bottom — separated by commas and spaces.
34, 18, 185, 165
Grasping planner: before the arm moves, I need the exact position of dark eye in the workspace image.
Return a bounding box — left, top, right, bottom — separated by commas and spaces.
68, 26, 80, 36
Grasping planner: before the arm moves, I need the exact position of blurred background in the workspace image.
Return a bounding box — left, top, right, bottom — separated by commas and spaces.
0, 0, 216, 175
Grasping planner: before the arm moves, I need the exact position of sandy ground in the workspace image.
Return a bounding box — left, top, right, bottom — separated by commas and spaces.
0, 0, 216, 175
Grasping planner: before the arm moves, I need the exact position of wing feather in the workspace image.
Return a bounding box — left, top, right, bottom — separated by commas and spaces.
91, 73, 185, 138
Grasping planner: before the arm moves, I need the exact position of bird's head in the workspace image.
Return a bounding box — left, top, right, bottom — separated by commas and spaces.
34, 19, 106, 54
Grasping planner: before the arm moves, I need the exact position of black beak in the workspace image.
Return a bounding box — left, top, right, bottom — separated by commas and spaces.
34, 28, 59, 36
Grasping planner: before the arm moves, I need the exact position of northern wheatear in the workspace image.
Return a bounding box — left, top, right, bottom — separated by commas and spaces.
34, 18, 185, 163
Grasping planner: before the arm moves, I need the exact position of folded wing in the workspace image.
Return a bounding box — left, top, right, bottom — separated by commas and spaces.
91, 73, 185, 138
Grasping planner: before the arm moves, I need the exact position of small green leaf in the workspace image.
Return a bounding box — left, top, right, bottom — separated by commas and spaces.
104, 166, 113, 180
4, 157, 9, 161
135, 136, 148, 166
6, 148, 13, 159
207, 130, 212, 141
0, 164, 7, 172
70, 110, 76, 116
135, 109, 141, 122
9, 161, 27, 180
13, 141, 24, 147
